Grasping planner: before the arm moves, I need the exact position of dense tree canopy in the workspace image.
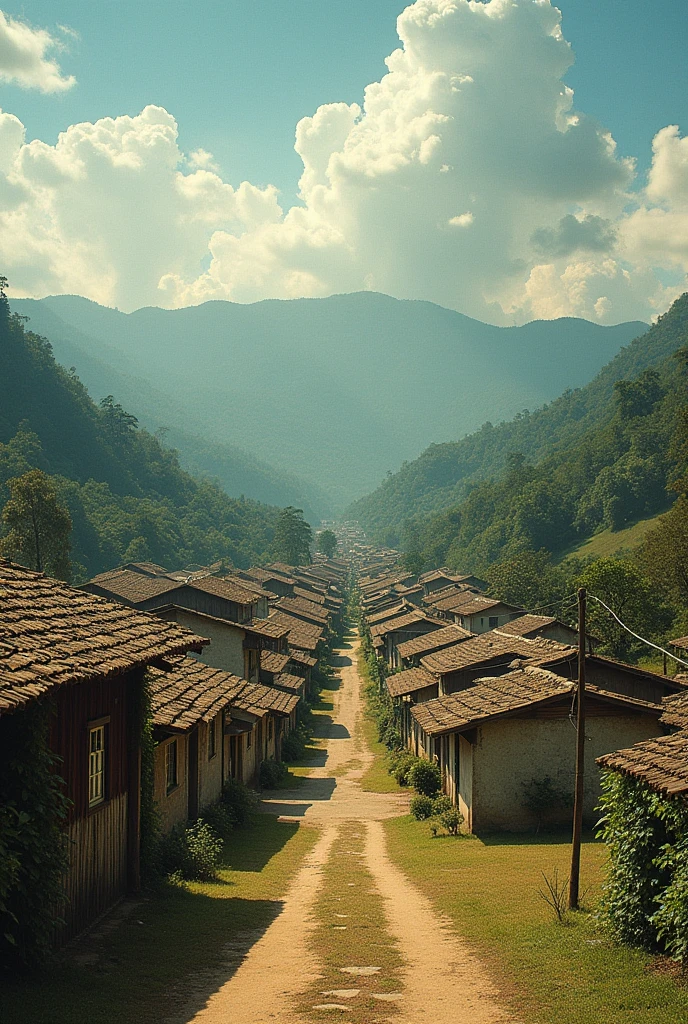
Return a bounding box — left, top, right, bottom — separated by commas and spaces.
272, 507, 312, 565
1, 470, 72, 580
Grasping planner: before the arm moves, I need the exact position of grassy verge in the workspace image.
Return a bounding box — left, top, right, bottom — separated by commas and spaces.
356, 643, 405, 795
299, 821, 404, 1022
384, 816, 688, 1024
0, 815, 316, 1024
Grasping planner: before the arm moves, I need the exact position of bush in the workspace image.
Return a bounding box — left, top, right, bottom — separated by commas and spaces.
388, 750, 420, 786
439, 806, 464, 836
432, 795, 453, 817
259, 757, 289, 789
201, 801, 235, 837
159, 819, 224, 881
410, 794, 435, 820
408, 758, 442, 797
281, 730, 307, 761
522, 775, 572, 832
222, 777, 259, 825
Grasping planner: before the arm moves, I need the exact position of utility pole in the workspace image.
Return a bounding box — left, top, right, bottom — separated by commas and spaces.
569, 587, 586, 910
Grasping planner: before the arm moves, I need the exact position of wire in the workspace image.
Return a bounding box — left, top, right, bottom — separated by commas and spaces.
586, 594, 688, 670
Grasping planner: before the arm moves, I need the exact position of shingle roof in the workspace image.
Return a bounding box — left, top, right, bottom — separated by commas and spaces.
270, 610, 324, 651
369, 610, 443, 638
597, 732, 688, 797
0, 563, 206, 714
243, 616, 290, 641
366, 602, 409, 625
495, 614, 559, 637
387, 666, 437, 698
180, 575, 260, 606
411, 666, 661, 737
274, 672, 305, 695
425, 589, 485, 613
84, 568, 259, 608
288, 649, 317, 668
396, 624, 473, 660
277, 596, 329, 624
421, 632, 572, 675
293, 586, 325, 605
260, 650, 291, 674
661, 691, 688, 730
672, 636, 688, 651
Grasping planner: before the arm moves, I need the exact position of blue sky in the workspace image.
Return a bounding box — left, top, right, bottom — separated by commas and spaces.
4, 0, 687, 202
1, 0, 687, 323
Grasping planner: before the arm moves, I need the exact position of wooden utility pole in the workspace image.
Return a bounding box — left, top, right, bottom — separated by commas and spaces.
569, 587, 586, 910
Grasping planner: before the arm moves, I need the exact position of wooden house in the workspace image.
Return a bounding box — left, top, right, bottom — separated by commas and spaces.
410, 665, 664, 832
0, 563, 206, 942
369, 610, 445, 670
396, 624, 473, 669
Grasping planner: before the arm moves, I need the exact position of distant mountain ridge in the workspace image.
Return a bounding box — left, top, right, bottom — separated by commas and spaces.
349, 295, 688, 542
14, 292, 647, 508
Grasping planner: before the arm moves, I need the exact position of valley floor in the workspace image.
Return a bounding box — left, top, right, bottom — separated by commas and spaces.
2, 633, 687, 1024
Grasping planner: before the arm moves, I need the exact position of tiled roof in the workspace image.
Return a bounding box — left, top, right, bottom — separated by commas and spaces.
387, 666, 437, 698
425, 589, 483, 613
260, 650, 291, 674
288, 649, 317, 668
0, 563, 206, 714
421, 633, 573, 675
181, 575, 260, 606
661, 691, 688, 730
270, 611, 324, 651
411, 666, 660, 737
369, 610, 442, 638
274, 672, 305, 695
293, 586, 325, 605
453, 596, 520, 617
396, 624, 473, 659
243, 616, 290, 641
85, 568, 259, 608
672, 635, 688, 651
366, 603, 409, 625
495, 615, 559, 637
277, 596, 329, 624
597, 732, 688, 797
149, 658, 245, 731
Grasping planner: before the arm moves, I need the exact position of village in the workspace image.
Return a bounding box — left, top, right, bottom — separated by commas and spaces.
1, 528, 688, 1024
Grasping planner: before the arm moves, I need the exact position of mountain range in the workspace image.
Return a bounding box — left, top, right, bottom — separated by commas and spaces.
14, 292, 647, 511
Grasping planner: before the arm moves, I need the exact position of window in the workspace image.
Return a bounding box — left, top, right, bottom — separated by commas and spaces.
88, 725, 106, 807
488, 616, 499, 629
208, 716, 217, 760
165, 739, 178, 793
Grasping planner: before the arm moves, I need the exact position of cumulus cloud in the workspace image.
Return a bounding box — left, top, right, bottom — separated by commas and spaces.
0, 10, 75, 92
0, 0, 687, 323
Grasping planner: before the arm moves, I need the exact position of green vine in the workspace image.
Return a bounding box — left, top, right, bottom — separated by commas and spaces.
138, 670, 161, 886
0, 700, 70, 968
597, 770, 688, 963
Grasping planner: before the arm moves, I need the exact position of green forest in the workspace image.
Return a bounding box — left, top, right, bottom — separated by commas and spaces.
351, 293, 688, 655
0, 281, 280, 580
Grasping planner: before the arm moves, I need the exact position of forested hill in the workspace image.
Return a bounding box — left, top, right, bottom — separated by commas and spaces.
350, 295, 688, 541
0, 287, 278, 578
14, 292, 646, 507
362, 293, 688, 576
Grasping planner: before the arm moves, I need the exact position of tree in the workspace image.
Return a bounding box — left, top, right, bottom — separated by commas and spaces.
575, 557, 670, 660
317, 529, 337, 558
640, 497, 688, 612
272, 506, 312, 566
1, 470, 72, 580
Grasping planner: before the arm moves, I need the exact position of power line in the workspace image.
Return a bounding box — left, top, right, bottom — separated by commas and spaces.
586, 594, 688, 670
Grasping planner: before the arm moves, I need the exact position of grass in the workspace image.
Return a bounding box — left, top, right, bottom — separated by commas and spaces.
355, 644, 405, 794
299, 821, 404, 1022
384, 817, 688, 1024
0, 815, 317, 1024
562, 514, 664, 561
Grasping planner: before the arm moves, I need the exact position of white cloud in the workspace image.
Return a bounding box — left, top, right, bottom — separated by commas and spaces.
0, 10, 75, 93
0, 0, 686, 323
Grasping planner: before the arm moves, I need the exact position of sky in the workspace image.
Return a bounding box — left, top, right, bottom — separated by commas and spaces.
0, 0, 687, 324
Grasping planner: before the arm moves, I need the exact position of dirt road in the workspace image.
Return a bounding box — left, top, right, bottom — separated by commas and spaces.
186, 635, 512, 1024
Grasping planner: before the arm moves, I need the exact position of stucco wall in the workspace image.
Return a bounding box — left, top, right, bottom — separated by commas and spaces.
174, 610, 245, 677
154, 735, 188, 834
198, 714, 224, 810
471, 714, 663, 832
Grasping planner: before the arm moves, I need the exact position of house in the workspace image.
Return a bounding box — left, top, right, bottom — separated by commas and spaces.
0, 563, 206, 942
495, 614, 593, 649
369, 609, 446, 669
438, 593, 525, 633
418, 568, 487, 596
410, 665, 664, 832
149, 657, 299, 829
596, 730, 688, 800
268, 609, 325, 654
82, 568, 267, 623
276, 595, 330, 630
396, 624, 473, 668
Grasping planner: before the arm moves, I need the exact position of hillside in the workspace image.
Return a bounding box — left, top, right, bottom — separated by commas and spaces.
0, 287, 278, 578
385, 294, 688, 575
14, 292, 646, 507
10, 300, 329, 521
350, 297, 688, 540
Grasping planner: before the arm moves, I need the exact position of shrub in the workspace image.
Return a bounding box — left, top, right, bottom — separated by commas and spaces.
222, 777, 259, 825
522, 775, 572, 832
410, 795, 435, 820
259, 757, 289, 789
408, 758, 442, 797
439, 806, 464, 836
201, 801, 235, 838
432, 795, 453, 817
388, 750, 420, 786
159, 819, 224, 882
281, 730, 307, 761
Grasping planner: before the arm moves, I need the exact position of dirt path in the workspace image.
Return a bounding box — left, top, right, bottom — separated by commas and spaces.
186, 634, 513, 1024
